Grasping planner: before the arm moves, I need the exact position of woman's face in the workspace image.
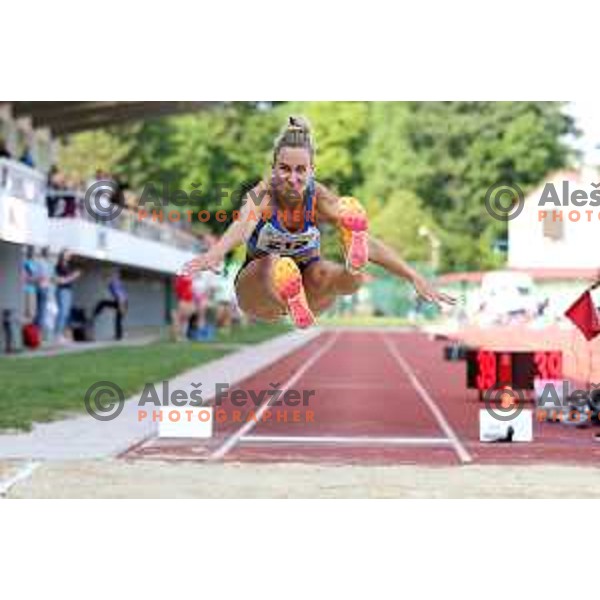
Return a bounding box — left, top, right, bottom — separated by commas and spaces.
272, 147, 313, 203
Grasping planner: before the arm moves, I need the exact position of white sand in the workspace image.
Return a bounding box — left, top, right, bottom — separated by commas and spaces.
5, 460, 600, 498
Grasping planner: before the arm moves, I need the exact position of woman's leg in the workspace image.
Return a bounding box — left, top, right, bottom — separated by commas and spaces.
35, 288, 47, 329
24, 291, 35, 322
302, 259, 364, 315
235, 256, 314, 327
55, 289, 66, 337
235, 256, 288, 321
62, 289, 73, 339
171, 300, 195, 342
55, 288, 73, 340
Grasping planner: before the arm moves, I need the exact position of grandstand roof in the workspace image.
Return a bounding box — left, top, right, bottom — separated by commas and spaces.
1, 101, 227, 135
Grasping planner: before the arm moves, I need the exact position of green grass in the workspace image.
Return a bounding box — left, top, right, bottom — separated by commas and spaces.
0, 321, 292, 432
213, 321, 292, 344
319, 315, 415, 327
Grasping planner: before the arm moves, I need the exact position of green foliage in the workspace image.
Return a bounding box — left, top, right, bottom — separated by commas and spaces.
58, 130, 131, 184
55, 101, 576, 271
278, 101, 369, 193
113, 119, 183, 190
369, 190, 437, 263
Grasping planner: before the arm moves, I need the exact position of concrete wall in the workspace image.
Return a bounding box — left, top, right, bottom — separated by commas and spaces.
0, 240, 23, 350
72, 259, 168, 341
47, 216, 196, 275
1, 157, 198, 276
0, 240, 23, 315
122, 273, 168, 329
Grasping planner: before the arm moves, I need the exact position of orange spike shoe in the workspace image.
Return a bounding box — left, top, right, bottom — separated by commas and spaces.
272, 257, 315, 329
338, 197, 369, 273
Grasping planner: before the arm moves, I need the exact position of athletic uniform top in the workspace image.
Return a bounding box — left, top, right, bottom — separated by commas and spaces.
245, 178, 321, 269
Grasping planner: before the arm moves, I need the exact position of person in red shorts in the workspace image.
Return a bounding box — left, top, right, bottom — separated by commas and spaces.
171, 273, 197, 342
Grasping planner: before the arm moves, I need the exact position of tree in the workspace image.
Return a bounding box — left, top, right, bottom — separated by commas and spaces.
360, 101, 576, 270
277, 101, 369, 193
369, 190, 438, 263
57, 130, 130, 184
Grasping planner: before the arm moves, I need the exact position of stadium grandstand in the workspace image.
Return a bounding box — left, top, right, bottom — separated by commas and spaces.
0, 101, 235, 346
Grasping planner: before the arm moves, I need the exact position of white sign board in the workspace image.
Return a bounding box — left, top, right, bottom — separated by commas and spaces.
158, 406, 213, 438
479, 409, 533, 442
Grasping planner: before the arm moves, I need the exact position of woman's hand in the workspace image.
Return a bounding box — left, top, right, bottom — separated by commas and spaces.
181, 248, 224, 276
412, 274, 456, 307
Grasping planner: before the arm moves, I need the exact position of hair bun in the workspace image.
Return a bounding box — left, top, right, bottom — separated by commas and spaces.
273, 116, 315, 162
288, 116, 309, 133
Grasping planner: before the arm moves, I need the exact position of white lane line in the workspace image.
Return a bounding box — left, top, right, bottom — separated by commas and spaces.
209, 332, 341, 460
308, 383, 400, 391
0, 461, 40, 497
382, 334, 472, 464
240, 435, 452, 446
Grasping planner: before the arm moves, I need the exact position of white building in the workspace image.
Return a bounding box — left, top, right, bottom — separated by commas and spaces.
438, 167, 600, 323
0, 158, 201, 344
508, 168, 600, 272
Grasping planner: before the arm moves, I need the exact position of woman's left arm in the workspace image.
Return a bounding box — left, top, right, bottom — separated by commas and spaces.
315, 182, 455, 306
367, 237, 455, 306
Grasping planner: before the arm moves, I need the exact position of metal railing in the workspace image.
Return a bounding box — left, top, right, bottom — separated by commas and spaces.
45, 188, 205, 253
0, 158, 46, 206
0, 159, 206, 253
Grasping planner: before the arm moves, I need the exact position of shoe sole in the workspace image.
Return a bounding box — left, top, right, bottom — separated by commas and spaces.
272, 257, 315, 329
339, 197, 369, 273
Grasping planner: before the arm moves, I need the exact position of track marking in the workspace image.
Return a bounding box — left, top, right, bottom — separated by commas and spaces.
240, 435, 452, 446
382, 333, 472, 464
209, 331, 341, 460
308, 382, 401, 391
0, 461, 40, 498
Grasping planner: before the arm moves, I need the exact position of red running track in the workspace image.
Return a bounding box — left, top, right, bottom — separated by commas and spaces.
124, 330, 600, 466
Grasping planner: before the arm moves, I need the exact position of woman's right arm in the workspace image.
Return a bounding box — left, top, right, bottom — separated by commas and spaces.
185, 183, 269, 274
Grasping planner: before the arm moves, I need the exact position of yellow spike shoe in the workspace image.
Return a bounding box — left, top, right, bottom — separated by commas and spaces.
338, 196, 369, 273
272, 257, 315, 329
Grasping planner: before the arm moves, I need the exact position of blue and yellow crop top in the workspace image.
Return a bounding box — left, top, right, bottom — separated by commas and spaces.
245, 178, 321, 267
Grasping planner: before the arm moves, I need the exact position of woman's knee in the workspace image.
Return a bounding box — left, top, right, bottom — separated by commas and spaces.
304, 262, 362, 296
335, 273, 363, 295
302, 261, 335, 295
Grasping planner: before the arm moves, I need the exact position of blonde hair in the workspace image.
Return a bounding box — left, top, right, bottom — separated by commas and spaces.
272, 116, 315, 164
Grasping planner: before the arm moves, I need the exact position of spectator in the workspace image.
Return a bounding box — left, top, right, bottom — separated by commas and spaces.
93, 269, 128, 340
0, 137, 11, 159
22, 246, 38, 322
191, 273, 211, 330
54, 250, 81, 344
20, 146, 34, 168
34, 246, 53, 342
46, 169, 76, 218
85, 170, 119, 223
171, 273, 196, 342
214, 265, 236, 335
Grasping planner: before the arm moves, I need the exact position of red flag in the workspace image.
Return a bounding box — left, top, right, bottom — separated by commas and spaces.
565, 290, 600, 341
